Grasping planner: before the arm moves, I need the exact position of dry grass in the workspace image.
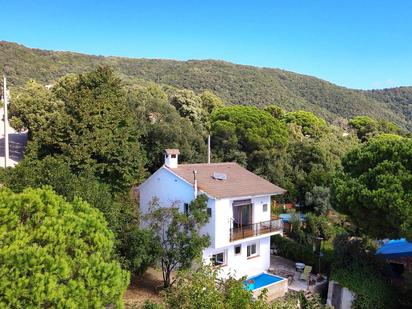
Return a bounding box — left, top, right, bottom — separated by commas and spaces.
124, 268, 164, 308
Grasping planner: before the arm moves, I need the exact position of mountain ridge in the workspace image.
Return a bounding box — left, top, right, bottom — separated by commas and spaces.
1, 41, 411, 129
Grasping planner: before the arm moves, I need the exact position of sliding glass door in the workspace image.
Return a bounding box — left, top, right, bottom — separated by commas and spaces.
233, 203, 252, 228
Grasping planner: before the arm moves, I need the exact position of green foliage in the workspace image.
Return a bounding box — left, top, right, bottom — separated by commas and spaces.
3, 41, 410, 130
141, 300, 166, 309
332, 234, 382, 270
283, 110, 328, 137
169, 89, 206, 124
117, 226, 161, 277
128, 84, 207, 172
271, 291, 330, 309
1, 156, 123, 229
0, 187, 129, 308
10, 66, 147, 191
305, 186, 331, 215
331, 234, 398, 309
164, 266, 269, 309
1, 156, 157, 277
272, 235, 319, 272
200, 90, 224, 114
331, 265, 397, 309
9, 80, 63, 136
332, 135, 412, 240
144, 195, 210, 287
264, 104, 285, 119
211, 105, 288, 168
348, 116, 379, 140
3, 156, 126, 227
281, 129, 358, 203
305, 213, 336, 241
368, 87, 412, 127
349, 115, 403, 141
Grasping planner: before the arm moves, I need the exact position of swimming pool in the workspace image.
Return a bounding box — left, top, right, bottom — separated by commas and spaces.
244, 273, 283, 290
244, 273, 288, 300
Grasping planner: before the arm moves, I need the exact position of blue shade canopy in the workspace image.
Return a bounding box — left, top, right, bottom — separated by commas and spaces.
376, 239, 412, 258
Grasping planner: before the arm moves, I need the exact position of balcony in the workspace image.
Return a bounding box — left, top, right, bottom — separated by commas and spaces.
230, 218, 283, 242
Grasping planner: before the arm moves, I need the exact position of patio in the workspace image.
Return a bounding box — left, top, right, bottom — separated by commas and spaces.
269, 255, 328, 294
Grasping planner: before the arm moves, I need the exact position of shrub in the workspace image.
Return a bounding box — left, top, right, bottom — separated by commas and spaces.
164, 266, 269, 309
0, 187, 129, 308
271, 235, 330, 273
331, 266, 398, 309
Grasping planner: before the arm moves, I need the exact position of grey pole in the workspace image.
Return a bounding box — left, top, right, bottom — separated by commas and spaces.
207, 134, 211, 164
3, 74, 9, 168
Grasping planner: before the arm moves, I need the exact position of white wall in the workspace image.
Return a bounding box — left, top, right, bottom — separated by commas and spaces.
139, 167, 216, 245
139, 167, 278, 278
203, 236, 271, 279
327, 280, 355, 309
214, 195, 272, 249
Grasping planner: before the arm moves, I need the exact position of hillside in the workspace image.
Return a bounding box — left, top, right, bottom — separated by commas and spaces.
1, 41, 411, 129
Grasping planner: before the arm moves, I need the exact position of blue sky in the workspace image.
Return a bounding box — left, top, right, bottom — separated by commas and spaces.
1, 0, 411, 89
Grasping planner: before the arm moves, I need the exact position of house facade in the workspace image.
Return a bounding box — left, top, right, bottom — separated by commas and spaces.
138, 149, 285, 279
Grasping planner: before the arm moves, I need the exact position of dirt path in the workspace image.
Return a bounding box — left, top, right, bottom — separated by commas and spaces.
124, 268, 164, 308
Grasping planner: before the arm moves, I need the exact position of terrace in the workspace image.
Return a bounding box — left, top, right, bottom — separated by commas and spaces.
230, 218, 283, 241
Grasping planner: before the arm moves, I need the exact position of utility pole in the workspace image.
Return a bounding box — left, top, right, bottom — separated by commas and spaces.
3, 74, 9, 168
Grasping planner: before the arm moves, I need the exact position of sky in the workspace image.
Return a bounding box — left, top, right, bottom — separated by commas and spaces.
1, 0, 412, 89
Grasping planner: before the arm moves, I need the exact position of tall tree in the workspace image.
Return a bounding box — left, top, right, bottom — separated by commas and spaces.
0, 187, 129, 308
263, 104, 285, 119
200, 90, 224, 114
10, 67, 147, 190
0, 156, 158, 277
144, 195, 210, 288
349, 115, 403, 141
283, 110, 328, 137
169, 89, 206, 124
332, 135, 412, 240
210, 106, 289, 168
128, 84, 207, 172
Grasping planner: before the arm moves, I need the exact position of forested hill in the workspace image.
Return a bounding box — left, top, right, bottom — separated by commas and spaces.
1, 41, 411, 129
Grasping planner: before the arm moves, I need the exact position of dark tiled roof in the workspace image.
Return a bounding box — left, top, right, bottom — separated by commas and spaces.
165, 162, 286, 199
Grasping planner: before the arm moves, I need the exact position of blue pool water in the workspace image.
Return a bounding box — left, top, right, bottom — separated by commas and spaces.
243, 273, 283, 291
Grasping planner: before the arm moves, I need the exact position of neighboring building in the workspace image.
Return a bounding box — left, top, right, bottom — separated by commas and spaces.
138, 149, 285, 279
376, 239, 412, 275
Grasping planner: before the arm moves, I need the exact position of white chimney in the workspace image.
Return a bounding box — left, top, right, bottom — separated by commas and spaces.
193, 170, 198, 198
164, 149, 180, 168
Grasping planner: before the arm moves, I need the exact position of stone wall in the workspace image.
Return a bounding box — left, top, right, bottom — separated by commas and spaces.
253, 278, 288, 300
327, 280, 355, 309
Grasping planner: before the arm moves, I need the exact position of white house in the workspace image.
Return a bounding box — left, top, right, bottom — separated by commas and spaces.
138, 149, 285, 279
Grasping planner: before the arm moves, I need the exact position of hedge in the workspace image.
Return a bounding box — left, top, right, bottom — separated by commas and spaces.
271, 235, 330, 274
331, 265, 398, 309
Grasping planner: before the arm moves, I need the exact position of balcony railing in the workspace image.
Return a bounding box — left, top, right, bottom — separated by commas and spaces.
230, 219, 283, 242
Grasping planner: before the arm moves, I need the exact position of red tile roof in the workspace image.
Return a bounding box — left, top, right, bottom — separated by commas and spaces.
165, 149, 180, 155
165, 162, 286, 199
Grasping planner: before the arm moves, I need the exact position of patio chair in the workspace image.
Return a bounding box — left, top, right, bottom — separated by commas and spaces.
300, 265, 312, 281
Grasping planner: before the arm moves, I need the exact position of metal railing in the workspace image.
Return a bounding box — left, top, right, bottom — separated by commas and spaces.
230, 218, 283, 241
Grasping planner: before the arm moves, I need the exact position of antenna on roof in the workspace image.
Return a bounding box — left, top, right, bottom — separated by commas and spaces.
207, 134, 211, 164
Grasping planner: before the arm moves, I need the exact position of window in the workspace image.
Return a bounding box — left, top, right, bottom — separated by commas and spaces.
234, 245, 241, 255
171, 154, 176, 158
263, 204, 268, 212
184, 203, 189, 215
207, 208, 212, 217
247, 243, 258, 258
211, 251, 226, 266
